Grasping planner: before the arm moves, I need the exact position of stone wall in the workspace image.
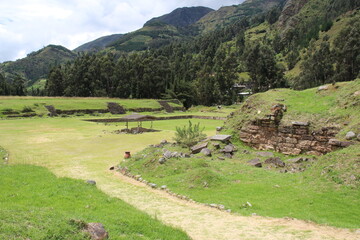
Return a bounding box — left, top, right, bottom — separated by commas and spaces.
239, 107, 353, 156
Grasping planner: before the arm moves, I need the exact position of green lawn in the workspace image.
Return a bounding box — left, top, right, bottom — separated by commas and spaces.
0, 97, 183, 117
0, 164, 190, 240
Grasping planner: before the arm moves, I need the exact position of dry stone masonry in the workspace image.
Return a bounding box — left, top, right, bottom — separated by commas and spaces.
240, 104, 354, 156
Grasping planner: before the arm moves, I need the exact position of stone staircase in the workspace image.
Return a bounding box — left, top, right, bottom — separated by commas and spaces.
158, 101, 174, 113
107, 102, 126, 114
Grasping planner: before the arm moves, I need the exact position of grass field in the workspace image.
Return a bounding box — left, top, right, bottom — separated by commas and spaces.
0, 164, 190, 240
0, 97, 182, 117
0, 117, 221, 239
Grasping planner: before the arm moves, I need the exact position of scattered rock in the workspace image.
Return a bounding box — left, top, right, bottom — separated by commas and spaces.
264, 157, 285, 168
287, 157, 307, 163
160, 139, 168, 145
210, 135, 232, 143
212, 143, 220, 149
357, 134, 360, 141
329, 139, 355, 147
345, 131, 356, 140
256, 152, 274, 157
149, 183, 157, 188
218, 156, 225, 160
161, 185, 167, 190
216, 126, 223, 131
274, 184, 280, 188
85, 223, 108, 240
209, 204, 218, 208
243, 150, 250, 154
291, 121, 309, 126
248, 158, 262, 168
191, 142, 208, 154
318, 85, 329, 91
86, 180, 96, 185
163, 150, 173, 159
221, 144, 236, 153
158, 157, 166, 164
200, 148, 212, 157
354, 91, 360, 97
223, 153, 233, 159
109, 166, 115, 170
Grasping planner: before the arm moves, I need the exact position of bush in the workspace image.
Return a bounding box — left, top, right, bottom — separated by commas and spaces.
173, 121, 206, 147
22, 106, 33, 113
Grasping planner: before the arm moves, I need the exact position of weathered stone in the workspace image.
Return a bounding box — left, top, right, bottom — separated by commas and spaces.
248, 158, 262, 168
353, 90, 360, 97
221, 144, 236, 153
329, 139, 354, 147
345, 131, 356, 140
212, 142, 221, 149
158, 157, 166, 164
160, 185, 167, 190
211, 135, 232, 142
292, 121, 309, 126
256, 152, 274, 157
287, 157, 308, 163
163, 150, 172, 159
223, 153, 233, 159
318, 85, 329, 91
149, 183, 157, 188
200, 148, 212, 157
191, 142, 208, 154
160, 139, 168, 145
285, 137, 297, 144
85, 223, 108, 240
218, 156, 225, 160
357, 134, 360, 141
264, 157, 285, 167
216, 126, 223, 131
86, 180, 96, 185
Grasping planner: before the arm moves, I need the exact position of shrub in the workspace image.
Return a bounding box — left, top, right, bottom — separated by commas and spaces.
22, 106, 33, 113
173, 121, 206, 147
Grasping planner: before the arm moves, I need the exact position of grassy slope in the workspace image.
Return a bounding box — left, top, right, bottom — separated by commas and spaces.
120, 80, 360, 228
0, 97, 183, 117
0, 164, 190, 240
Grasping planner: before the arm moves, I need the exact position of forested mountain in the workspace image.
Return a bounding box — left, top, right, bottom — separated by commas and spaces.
74, 34, 124, 53
2, 0, 359, 105
144, 7, 214, 28
0, 45, 76, 86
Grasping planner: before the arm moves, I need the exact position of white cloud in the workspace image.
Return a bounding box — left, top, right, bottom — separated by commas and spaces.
0, 0, 243, 62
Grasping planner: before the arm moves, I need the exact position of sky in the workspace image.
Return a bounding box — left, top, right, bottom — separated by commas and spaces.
0, 0, 244, 63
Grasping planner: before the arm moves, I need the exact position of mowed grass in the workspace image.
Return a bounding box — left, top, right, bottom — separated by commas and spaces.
0, 96, 183, 117
0, 164, 190, 240
0, 117, 221, 239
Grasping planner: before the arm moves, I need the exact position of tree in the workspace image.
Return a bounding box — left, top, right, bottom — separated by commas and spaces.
245, 42, 284, 93
46, 65, 64, 96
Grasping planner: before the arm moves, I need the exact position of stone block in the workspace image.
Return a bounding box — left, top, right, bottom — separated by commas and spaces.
211, 135, 232, 142
285, 137, 298, 144
191, 142, 208, 154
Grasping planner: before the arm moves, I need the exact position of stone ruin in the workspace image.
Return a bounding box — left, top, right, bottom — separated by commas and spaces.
239, 104, 354, 156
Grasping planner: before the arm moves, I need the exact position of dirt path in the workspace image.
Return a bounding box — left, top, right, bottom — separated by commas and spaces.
77, 167, 358, 240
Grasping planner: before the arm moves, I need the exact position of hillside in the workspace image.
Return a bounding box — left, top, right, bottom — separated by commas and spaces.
145, 6, 214, 28
0, 45, 76, 86
74, 34, 124, 53
196, 0, 286, 32
108, 6, 214, 52
119, 80, 360, 228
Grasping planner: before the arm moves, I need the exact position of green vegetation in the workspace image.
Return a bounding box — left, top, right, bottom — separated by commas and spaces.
0, 164, 190, 239
174, 121, 206, 147
226, 79, 360, 137
0, 45, 76, 86
120, 81, 360, 228
0, 96, 183, 118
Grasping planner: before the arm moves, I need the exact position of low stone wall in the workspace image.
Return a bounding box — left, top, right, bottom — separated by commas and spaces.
240, 118, 353, 156
85, 115, 226, 123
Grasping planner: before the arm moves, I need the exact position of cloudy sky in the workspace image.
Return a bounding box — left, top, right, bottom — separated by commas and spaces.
0, 0, 244, 63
